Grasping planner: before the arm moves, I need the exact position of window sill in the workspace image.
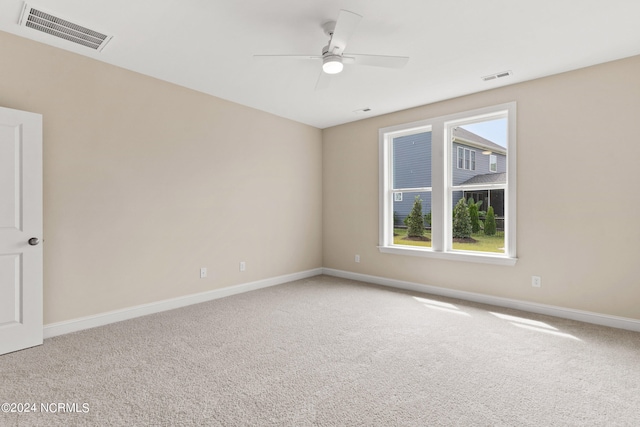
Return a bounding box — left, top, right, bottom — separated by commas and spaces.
377, 245, 518, 266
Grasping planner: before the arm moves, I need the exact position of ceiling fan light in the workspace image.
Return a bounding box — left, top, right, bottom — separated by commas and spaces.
322, 56, 343, 74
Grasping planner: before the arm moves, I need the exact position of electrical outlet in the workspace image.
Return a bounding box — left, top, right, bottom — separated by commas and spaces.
200, 268, 207, 279
532, 276, 541, 287
355, 254, 360, 263
239, 261, 246, 272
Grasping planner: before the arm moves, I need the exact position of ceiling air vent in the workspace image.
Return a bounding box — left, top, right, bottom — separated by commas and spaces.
482, 70, 512, 82
19, 4, 112, 51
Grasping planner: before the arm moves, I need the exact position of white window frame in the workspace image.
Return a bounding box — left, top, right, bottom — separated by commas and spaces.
378, 102, 517, 266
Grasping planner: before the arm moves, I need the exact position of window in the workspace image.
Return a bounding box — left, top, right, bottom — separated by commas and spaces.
379, 102, 516, 265
389, 130, 432, 244
457, 148, 476, 171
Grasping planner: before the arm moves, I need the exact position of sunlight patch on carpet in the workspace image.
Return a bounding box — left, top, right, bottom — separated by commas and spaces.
490, 312, 581, 341
413, 296, 471, 316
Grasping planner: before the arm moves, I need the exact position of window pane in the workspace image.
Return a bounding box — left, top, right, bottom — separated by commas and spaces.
393, 132, 432, 189
393, 191, 432, 248
451, 118, 507, 254
457, 147, 464, 169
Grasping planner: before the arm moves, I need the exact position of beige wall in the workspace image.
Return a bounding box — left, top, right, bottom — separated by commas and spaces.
0, 31, 323, 324
2, 27, 639, 326
323, 55, 640, 321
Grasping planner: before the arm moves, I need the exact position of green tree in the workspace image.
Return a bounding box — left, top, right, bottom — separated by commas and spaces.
424, 211, 431, 228
406, 196, 425, 238
452, 197, 472, 238
468, 198, 480, 234
484, 206, 497, 236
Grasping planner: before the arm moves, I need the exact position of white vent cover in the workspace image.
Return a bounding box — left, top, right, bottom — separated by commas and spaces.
19, 3, 112, 51
482, 70, 512, 82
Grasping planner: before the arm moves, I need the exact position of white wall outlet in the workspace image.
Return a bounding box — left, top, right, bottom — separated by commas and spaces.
200, 268, 207, 279
532, 276, 541, 287
239, 261, 246, 272
355, 254, 360, 263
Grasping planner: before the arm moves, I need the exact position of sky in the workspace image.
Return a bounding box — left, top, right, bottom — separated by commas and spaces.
460, 118, 507, 148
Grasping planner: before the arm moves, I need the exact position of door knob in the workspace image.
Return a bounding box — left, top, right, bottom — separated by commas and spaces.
28, 237, 40, 246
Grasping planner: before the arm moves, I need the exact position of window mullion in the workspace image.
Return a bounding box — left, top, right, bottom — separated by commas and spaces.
379, 133, 391, 247
430, 121, 445, 252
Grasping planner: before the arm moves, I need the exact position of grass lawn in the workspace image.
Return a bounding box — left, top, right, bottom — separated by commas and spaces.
393, 229, 432, 248
394, 228, 504, 253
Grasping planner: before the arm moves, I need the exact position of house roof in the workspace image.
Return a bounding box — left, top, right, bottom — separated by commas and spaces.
452, 127, 507, 154
460, 172, 506, 186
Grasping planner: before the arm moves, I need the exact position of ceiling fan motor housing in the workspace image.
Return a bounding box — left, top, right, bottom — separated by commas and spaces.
322, 54, 343, 74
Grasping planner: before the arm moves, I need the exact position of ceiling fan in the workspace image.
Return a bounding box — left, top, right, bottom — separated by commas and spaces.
254, 10, 410, 89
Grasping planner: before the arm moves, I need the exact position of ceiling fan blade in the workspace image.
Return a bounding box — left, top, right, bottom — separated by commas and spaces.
343, 53, 409, 68
315, 70, 331, 91
253, 54, 322, 60
328, 10, 362, 55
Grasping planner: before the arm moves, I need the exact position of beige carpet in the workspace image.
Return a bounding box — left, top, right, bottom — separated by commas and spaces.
1, 275, 639, 426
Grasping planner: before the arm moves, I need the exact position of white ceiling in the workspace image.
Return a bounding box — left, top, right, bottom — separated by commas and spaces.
1, 0, 639, 129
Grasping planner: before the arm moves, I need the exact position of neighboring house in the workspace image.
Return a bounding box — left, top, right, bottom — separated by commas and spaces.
393, 127, 506, 228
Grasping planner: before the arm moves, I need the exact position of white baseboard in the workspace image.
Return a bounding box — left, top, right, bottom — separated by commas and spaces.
322, 268, 640, 333
44, 268, 323, 339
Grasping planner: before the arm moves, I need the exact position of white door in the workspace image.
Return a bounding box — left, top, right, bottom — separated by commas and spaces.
0, 106, 43, 355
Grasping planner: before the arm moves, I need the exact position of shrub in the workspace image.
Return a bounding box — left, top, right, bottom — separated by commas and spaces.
468, 198, 480, 234
484, 206, 497, 236
424, 211, 431, 228
452, 197, 472, 238
406, 196, 425, 238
